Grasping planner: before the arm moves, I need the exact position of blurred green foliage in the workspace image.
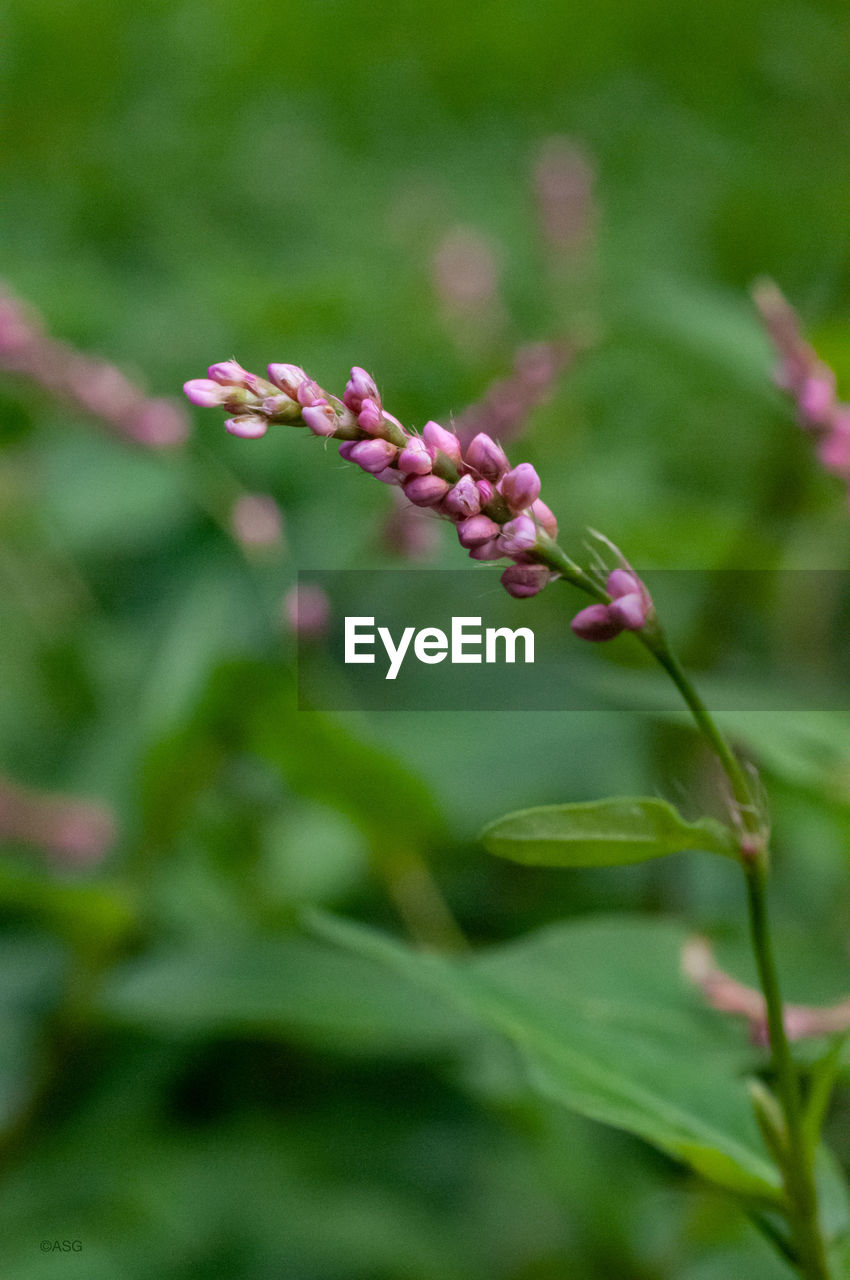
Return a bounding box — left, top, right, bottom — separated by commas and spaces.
1, 0, 850, 1275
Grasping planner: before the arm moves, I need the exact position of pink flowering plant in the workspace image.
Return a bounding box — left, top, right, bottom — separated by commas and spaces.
185, 301, 850, 1280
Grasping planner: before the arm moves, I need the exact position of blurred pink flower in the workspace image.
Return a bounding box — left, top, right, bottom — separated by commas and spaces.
229, 494, 285, 551
453, 339, 574, 452
0, 283, 189, 448
0, 776, 116, 868
683, 936, 850, 1045
532, 136, 596, 253
754, 280, 850, 499
282, 583, 331, 640
380, 489, 442, 561
431, 227, 507, 356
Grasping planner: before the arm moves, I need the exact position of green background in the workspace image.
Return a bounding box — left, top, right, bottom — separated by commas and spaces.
1, 0, 850, 1275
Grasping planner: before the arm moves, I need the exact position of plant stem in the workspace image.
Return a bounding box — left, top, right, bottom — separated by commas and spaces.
376, 846, 469, 953
540, 540, 841, 1270
644, 636, 755, 818
548, 555, 833, 1275
645, 631, 831, 1278
744, 858, 831, 1279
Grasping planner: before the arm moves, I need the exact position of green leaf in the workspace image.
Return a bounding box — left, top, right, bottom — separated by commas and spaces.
0, 933, 67, 1134
481, 796, 739, 868
309, 911, 783, 1202
98, 931, 476, 1057
140, 660, 445, 858
816, 1143, 850, 1252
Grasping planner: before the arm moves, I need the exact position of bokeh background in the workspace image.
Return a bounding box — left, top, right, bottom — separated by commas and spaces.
2, 1, 850, 1276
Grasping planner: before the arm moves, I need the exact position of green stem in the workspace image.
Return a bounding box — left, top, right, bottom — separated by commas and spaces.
644, 634, 830, 1278
533, 537, 609, 599
375, 846, 468, 953
744, 859, 831, 1279
644, 633, 755, 818
546, 555, 832, 1276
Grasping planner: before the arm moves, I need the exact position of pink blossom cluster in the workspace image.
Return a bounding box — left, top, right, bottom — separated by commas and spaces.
754, 279, 850, 486
0, 285, 189, 448
571, 569, 651, 642
0, 775, 116, 868
453, 339, 574, 452
184, 360, 561, 597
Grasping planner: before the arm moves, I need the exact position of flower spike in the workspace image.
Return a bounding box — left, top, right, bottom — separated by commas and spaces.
184, 360, 568, 597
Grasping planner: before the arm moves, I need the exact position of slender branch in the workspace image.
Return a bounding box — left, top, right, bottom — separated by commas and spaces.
642, 634, 756, 819
544, 558, 832, 1276
375, 847, 469, 953
745, 860, 832, 1279
637, 627, 831, 1278
804, 1035, 848, 1152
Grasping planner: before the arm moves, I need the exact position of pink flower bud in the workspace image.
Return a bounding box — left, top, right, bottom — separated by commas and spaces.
230, 494, 284, 550
465, 432, 509, 480
357, 397, 384, 435
225, 415, 269, 439
184, 378, 228, 407
571, 604, 624, 642
608, 592, 647, 631
476, 479, 496, 505
457, 514, 501, 548
267, 363, 309, 396
501, 564, 551, 597
500, 463, 541, 511
818, 410, 850, 474
349, 439, 398, 473
283, 584, 330, 640
343, 367, 381, 413
338, 441, 358, 460
301, 403, 338, 436
397, 437, 434, 475
45, 802, 116, 866
497, 514, 538, 556
443, 474, 481, 518
296, 379, 324, 407
422, 420, 462, 465
530, 498, 558, 538
71, 362, 137, 420
129, 400, 190, 448
607, 569, 641, 599
374, 465, 405, 485
468, 539, 504, 560
208, 360, 258, 389
799, 372, 835, 427
0, 297, 36, 356
403, 474, 451, 507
